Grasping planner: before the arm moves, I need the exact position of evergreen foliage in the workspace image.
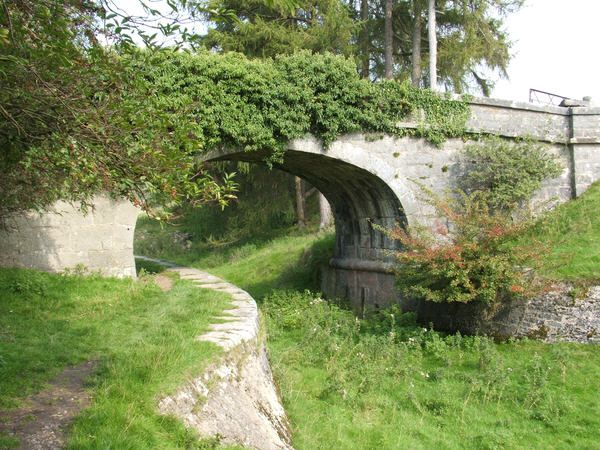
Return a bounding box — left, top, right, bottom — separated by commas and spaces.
126, 49, 470, 160
201, 0, 357, 58
363, 0, 523, 92
460, 137, 563, 211
428, 0, 523, 94
200, 0, 523, 94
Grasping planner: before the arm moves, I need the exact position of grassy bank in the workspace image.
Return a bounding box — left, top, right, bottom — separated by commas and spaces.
135, 217, 334, 298
264, 291, 600, 449
136, 180, 600, 287
134, 203, 600, 449
514, 181, 600, 281
0, 268, 232, 449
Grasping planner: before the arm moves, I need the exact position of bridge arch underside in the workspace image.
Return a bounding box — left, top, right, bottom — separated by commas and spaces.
208, 149, 406, 312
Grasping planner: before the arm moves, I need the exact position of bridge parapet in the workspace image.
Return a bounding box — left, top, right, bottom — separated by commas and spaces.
399, 96, 600, 144
466, 98, 600, 197
466, 97, 571, 143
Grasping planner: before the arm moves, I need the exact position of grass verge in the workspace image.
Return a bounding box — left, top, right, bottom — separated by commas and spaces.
0, 267, 232, 449
263, 290, 600, 449
514, 181, 600, 281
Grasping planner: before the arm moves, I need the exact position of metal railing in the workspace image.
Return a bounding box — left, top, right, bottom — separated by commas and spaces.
529, 88, 569, 106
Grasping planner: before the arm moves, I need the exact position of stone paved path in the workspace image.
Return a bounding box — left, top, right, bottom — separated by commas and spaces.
135, 256, 260, 352
173, 267, 259, 351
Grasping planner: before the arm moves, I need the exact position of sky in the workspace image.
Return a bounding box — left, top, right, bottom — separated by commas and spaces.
117, 0, 600, 104
491, 0, 600, 104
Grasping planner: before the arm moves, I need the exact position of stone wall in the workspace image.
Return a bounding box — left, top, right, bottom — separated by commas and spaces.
320, 262, 600, 344
412, 284, 600, 344
0, 196, 139, 278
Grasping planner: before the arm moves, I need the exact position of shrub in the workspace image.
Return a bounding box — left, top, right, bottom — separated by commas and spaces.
391, 137, 562, 304
460, 137, 563, 211
391, 189, 542, 304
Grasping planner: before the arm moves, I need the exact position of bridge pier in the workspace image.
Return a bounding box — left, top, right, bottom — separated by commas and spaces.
0, 196, 139, 278
320, 261, 398, 315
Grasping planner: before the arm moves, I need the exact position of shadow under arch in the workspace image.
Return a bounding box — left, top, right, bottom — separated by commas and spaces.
205, 148, 407, 312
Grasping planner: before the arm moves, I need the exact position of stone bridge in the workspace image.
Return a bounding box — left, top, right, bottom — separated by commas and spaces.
2, 97, 600, 311
204, 97, 600, 311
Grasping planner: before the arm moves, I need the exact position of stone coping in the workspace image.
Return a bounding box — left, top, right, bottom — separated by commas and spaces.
135, 256, 293, 450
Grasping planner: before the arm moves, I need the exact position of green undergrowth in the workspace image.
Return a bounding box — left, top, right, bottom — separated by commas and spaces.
135, 214, 334, 299
0, 267, 235, 449
263, 291, 600, 449
135, 209, 600, 449
513, 181, 600, 282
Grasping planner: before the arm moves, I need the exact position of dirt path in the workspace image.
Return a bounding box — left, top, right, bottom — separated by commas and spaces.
0, 360, 98, 450
154, 273, 174, 292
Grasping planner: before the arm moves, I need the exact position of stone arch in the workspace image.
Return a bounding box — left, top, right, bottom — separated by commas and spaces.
204, 140, 410, 312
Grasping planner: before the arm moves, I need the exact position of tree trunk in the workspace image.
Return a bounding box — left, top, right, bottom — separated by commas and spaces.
295, 176, 305, 228
318, 192, 333, 231
384, 0, 393, 79
411, 0, 422, 87
360, 0, 369, 79
428, 0, 437, 91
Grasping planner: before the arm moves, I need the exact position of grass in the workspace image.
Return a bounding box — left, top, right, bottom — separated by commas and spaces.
263, 291, 600, 449
0, 267, 233, 449
134, 205, 600, 449
135, 216, 334, 299
515, 181, 600, 281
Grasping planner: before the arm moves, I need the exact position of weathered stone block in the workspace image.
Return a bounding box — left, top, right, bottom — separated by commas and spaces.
0, 195, 139, 278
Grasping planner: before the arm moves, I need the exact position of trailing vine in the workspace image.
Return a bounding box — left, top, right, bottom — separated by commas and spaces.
124, 50, 471, 166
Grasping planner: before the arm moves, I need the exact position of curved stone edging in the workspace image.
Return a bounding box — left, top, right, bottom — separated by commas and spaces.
175, 267, 260, 351
135, 257, 293, 449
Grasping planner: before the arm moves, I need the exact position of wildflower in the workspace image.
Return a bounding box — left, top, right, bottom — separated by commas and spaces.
509, 285, 525, 294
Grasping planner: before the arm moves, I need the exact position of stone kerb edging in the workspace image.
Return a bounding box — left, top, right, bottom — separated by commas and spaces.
135, 256, 293, 450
